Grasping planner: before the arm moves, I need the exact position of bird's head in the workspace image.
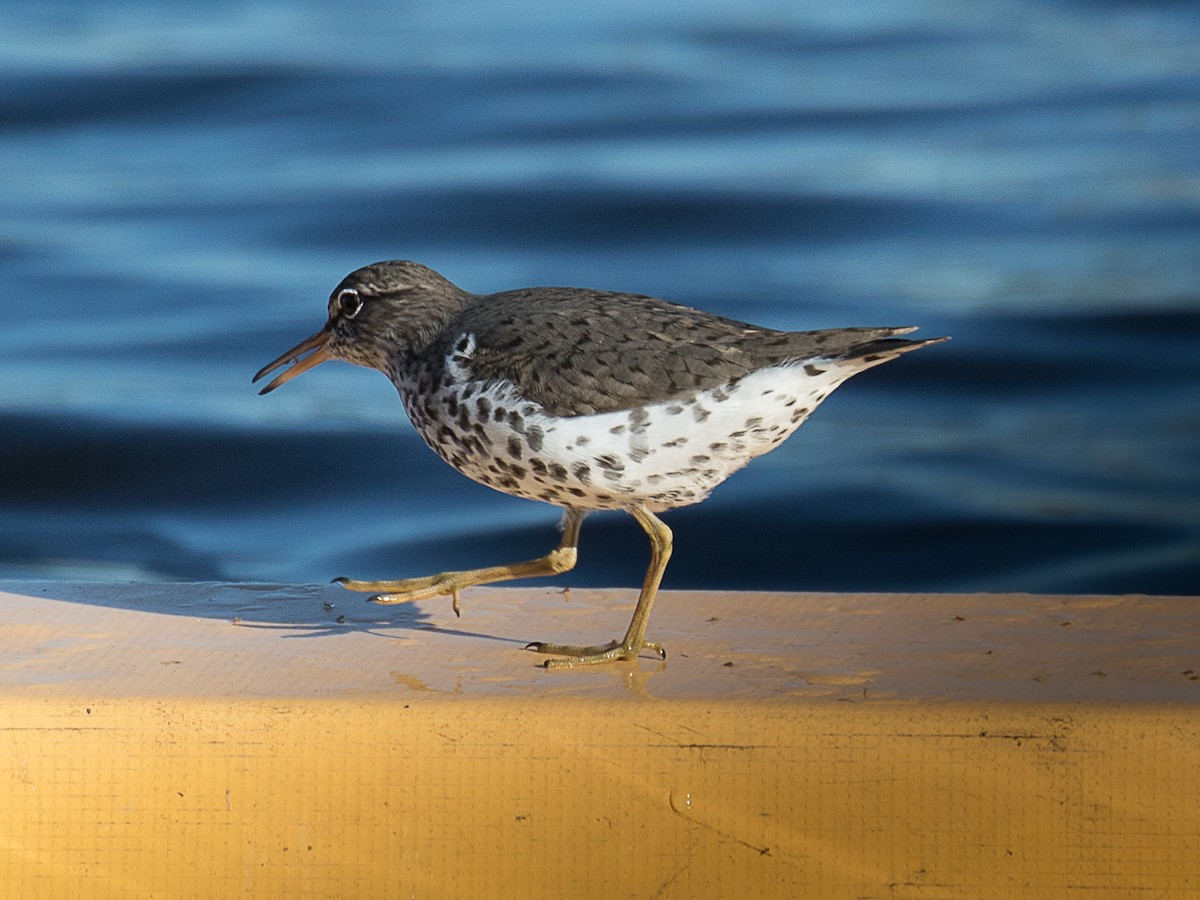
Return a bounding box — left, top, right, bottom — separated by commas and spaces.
253, 260, 467, 394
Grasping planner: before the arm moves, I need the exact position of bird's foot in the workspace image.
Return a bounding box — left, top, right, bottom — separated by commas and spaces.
333, 544, 580, 620
525, 638, 666, 669
334, 573, 465, 616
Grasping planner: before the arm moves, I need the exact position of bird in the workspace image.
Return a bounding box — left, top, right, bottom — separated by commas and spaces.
254, 261, 946, 667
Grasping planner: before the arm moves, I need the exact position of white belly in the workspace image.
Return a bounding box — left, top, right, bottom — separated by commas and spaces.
397, 360, 854, 512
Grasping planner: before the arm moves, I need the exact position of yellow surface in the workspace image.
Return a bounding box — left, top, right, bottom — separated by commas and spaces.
1, 581, 1197, 898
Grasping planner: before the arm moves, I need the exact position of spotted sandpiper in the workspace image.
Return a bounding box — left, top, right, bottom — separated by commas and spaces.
254, 261, 945, 667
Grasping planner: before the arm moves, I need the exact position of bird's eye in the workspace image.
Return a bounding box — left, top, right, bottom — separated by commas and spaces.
336, 288, 363, 319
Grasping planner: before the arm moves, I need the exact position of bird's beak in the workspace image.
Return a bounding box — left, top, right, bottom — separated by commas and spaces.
253, 325, 334, 394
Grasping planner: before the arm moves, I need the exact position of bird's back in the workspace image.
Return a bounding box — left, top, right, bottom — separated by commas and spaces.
428, 287, 935, 418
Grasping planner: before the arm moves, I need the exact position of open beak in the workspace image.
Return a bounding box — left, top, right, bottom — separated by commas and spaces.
253, 325, 334, 395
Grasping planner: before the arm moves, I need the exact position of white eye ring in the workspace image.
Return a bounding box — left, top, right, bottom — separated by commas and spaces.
337, 288, 363, 319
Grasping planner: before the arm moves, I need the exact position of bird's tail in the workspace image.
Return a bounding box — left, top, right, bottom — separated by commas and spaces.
829, 328, 949, 371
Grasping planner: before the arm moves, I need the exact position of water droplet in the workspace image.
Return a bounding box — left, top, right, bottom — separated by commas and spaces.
669, 786, 693, 814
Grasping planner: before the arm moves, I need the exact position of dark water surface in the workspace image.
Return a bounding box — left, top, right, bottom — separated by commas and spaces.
2, 2, 1198, 596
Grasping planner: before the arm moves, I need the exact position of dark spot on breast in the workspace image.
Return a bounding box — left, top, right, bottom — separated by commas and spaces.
525, 426, 544, 452
744, 417, 763, 429
455, 335, 471, 354
595, 454, 625, 473
804, 364, 826, 376
507, 436, 523, 460
690, 454, 710, 465
692, 406, 711, 423
666, 404, 684, 416
445, 397, 459, 417
863, 353, 884, 362
609, 424, 626, 435
628, 445, 650, 463
461, 383, 476, 400
508, 411, 525, 434
575, 434, 590, 446
663, 437, 688, 448
571, 463, 592, 484
476, 397, 492, 418
548, 463, 569, 481
494, 406, 507, 423
530, 458, 547, 475
568, 487, 586, 497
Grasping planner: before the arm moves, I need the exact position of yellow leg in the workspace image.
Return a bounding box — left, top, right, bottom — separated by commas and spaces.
528, 504, 672, 668
337, 508, 586, 616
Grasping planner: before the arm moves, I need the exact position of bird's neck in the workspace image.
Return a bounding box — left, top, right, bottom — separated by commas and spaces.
381, 289, 476, 373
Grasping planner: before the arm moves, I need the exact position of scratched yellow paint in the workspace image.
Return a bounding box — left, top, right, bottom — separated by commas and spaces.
1, 583, 1197, 898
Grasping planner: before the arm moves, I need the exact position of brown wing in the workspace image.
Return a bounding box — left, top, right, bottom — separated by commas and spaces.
439, 287, 936, 417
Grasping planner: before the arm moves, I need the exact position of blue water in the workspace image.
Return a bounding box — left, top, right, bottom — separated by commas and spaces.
2, 1, 1198, 596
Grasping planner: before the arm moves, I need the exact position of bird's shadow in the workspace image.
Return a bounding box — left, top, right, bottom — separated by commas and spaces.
3, 578, 534, 649
2, 578, 672, 683
234, 606, 531, 649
